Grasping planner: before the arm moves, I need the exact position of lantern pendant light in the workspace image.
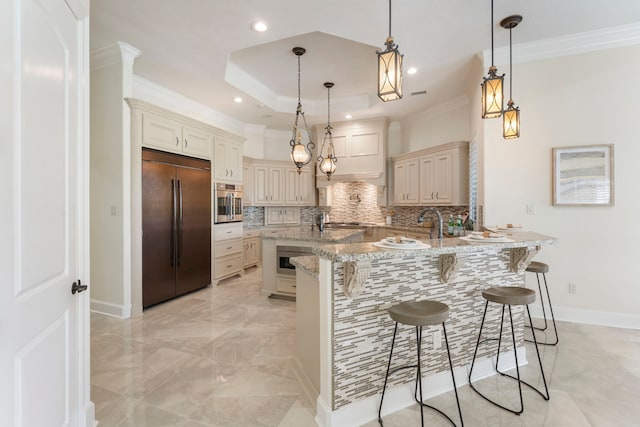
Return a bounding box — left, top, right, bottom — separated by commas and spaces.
318, 82, 338, 180
501, 15, 522, 139
481, 0, 504, 118
377, 0, 403, 102
289, 47, 315, 173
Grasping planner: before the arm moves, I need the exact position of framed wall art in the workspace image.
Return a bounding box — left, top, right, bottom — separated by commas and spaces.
552, 144, 614, 206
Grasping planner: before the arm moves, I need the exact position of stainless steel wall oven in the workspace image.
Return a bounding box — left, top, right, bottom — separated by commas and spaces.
214, 182, 243, 223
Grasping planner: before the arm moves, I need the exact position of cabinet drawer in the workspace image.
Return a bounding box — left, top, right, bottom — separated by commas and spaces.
243, 230, 261, 238
276, 276, 297, 294
214, 222, 243, 240
214, 254, 242, 279
215, 238, 242, 257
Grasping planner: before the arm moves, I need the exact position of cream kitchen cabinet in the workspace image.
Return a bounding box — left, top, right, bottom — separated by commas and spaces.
393, 158, 419, 205
242, 230, 261, 269
243, 158, 253, 206
392, 141, 469, 206
214, 137, 242, 183
213, 222, 243, 285
253, 164, 285, 205
142, 111, 213, 159
265, 207, 300, 225
252, 160, 315, 207
285, 166, 315, 205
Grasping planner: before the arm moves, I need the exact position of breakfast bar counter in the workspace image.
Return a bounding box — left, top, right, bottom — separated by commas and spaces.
292, 231, 556, 427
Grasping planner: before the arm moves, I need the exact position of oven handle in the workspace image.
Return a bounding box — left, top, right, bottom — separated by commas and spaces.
230, 193, 235, 219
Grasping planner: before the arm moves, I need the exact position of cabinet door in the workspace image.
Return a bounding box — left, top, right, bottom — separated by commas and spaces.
242, 239, 250, 267
268, 167, 285, 205
252, 165, 269, 205
298, 167, 315, 205
419, 155, 436, 204
265, 207, 283, 225
142, 112, 182, 153
282, 207, 300, 224
285, 168, 299, 205
433, 151, 453, 203
214, 139, 242, 182
243, 164, 253, 206
182, 125, 213, 159
393, 159, 419, 205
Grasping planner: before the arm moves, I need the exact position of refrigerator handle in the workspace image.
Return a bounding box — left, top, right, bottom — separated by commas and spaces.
171, 179, 176, 267
178, 179, 183, 267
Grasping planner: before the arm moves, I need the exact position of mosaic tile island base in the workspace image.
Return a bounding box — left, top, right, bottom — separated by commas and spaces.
290, 231, 556, 427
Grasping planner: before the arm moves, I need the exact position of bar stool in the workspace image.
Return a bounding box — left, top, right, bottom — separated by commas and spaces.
378, 300, 464, 426
468, 287, 549, 415
525, 261, 559, 346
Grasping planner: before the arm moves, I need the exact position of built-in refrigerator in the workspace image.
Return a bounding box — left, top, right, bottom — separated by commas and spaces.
142, 148, 211, 308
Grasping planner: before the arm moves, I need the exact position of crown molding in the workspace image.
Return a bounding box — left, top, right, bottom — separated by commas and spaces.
90, 42, 140, 70
483, 22, 640, 66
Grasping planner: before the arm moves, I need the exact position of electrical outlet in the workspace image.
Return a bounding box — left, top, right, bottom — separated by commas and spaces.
432, 330, 442, 349
568, 283, 577, 294
526, 203, 536, 215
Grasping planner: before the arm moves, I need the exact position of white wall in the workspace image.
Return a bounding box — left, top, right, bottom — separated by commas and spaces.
263, 128, 294, 160
483, 44, 640, 327
400, 96, 471, 153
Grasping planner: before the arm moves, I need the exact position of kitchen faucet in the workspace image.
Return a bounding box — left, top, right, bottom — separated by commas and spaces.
417, 207, 443, 239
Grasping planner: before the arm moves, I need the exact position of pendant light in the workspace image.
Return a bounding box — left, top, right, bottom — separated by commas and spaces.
289, 47, 315, 173
318, 82, 338, 180
377, 0, 403, 102
501, 15, 522, 139
481, 0, 504, 118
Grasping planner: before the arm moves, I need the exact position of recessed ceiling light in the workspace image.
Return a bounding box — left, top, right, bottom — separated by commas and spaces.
345, 114, 353, 119
407, 67, 417, 75
251, 21, 268, 32
234, 97, 243, 103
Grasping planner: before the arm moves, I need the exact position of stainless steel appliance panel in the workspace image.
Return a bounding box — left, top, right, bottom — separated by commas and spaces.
214, 182, 243, 223
276, 245, 314, 275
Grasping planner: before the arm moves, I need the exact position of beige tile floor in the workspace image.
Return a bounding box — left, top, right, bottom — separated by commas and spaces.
92, 266, 640, 426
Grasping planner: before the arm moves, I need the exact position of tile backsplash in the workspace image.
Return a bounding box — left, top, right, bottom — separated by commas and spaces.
244, 182, 471, 228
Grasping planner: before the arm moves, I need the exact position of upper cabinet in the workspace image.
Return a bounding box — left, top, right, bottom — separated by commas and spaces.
392, 141, 469, 206
393, 158, 419, 205
142, 111, 213, 159
250, 159, 316, 207
214, 137, 243, 183
313, 117, 389, 188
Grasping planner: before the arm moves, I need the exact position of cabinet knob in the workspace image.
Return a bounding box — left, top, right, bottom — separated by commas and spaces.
435, 192, 439, 199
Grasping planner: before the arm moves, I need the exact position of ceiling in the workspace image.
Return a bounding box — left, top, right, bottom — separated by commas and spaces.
90, 0, 640, 131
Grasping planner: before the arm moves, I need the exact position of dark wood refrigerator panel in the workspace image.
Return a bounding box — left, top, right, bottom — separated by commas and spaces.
175, 166, 211, 296
142, 149, 212, 308
142, 160, 177, 307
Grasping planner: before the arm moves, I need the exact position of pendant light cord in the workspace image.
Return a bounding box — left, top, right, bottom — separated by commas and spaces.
327, 85, 331, 129
388, 0, 392, 38
490, 0, 494, 65
509, 26, 513, 100
297, 54, 301, 108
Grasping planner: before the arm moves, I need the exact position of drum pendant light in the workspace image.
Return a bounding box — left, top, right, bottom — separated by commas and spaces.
289, 47, 315, 173
481, 0, 504, 118
501, 15, 522, 139
377, 0, 403, 102
318, 82, 338, 179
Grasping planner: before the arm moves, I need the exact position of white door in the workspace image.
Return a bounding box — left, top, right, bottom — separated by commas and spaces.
0, 0, 89, 426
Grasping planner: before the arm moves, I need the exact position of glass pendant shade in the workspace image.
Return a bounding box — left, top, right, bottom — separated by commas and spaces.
481, 66, 504, 118
377, 38, 403, 102
319, 155, 337, 176
503, 100, 520, 139
290, 131, 312, 166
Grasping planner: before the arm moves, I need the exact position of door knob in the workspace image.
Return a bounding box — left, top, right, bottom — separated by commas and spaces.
71, 279, 87, 295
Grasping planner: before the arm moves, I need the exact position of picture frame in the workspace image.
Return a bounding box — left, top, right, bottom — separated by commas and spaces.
552, 144, 614, 206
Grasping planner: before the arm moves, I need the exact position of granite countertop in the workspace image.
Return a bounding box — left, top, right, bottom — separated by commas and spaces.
261, 228, 364, 243
289, 255, 319, 278
313, 231, 557, 262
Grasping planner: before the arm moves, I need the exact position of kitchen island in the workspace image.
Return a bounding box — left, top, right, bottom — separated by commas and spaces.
291, 231, 556, 427
261, 228, 364, 299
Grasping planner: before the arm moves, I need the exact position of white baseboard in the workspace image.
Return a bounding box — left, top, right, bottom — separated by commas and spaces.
528, 303, 640, 330
315, 348, 527, 427
83, 400, 96, 427
90, 299, 131, 319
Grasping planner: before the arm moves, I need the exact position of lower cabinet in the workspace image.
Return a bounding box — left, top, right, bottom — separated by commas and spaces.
276, 276, 297, 294
242, 230, 261, 269
213, 223, 243, 284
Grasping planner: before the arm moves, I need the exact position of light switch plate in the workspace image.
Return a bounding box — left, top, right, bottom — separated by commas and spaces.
526, 203, 536, 215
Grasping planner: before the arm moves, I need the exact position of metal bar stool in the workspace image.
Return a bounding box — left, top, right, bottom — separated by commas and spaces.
525, 261, 559, 346
378, 300, 464, 426
468, 287, 549, 415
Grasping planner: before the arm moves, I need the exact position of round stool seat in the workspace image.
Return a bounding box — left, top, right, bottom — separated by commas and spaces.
482, 286, 535, 306
526, 261, 549, 274
389, 300, 449, 326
